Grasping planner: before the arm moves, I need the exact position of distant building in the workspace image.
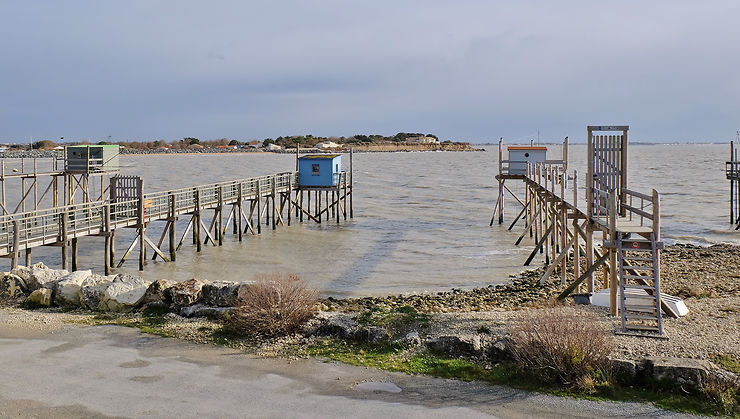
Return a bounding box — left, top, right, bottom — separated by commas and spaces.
407, 136, 439, 144
266, 143, 283, 151
315, 141, 341, 149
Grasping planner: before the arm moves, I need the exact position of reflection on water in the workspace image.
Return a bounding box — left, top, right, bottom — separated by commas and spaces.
5, 145, 737, 297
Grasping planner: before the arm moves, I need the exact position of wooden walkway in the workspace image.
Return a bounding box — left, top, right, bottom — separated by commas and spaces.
0, 170, 352, 273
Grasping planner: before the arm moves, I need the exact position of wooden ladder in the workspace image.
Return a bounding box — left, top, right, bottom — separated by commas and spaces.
617, 233, 665, 337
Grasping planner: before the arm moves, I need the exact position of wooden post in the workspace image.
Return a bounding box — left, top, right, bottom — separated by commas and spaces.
11, 220, 19, 269
497, 138, 504, 224
169, 194, 176, 261
218, 186, 224, 245
71, 237, 78, 272
256, 183, 262, 234
25, 249, 31, 267
731, 141, 735, 224
137, 178, 145, 271
1, 160, 5, 215
104, 204, 111, 275
300, 190, 305, 222
271, 178, 276, 230
33, 159, 37, 210
237, 184, 243, 241
349, 147, 354, 218
608, 191, 618, 316
572, 171, 581, 291
342, 172, 348, 220
620, 128, 628, 217
194, 189, 202, 251
287, 184, 292, 226
53, 176, 58, 208
61, 211, 68, 270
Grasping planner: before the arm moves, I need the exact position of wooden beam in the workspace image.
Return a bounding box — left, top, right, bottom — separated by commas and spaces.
556, 253, 609, 300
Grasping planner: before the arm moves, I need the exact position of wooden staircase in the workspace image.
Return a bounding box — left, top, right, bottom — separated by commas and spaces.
616, 233, 665, 337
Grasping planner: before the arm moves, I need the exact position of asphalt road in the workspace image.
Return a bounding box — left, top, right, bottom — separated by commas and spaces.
0, 324, 698, 418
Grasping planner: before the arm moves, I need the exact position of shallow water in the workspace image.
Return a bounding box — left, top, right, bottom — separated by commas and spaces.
6, 144, 738, 297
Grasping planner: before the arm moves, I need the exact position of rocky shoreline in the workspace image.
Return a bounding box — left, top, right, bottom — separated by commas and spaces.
0, 243, 738, 403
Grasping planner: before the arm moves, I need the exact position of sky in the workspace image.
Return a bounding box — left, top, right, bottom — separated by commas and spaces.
1, 1, 739, 144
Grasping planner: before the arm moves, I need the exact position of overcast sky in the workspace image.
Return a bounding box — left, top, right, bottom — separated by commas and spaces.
1, 1, 738, 143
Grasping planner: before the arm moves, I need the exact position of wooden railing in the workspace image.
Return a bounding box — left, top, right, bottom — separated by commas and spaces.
727, 161, 740, 180
0, 171, 305, 257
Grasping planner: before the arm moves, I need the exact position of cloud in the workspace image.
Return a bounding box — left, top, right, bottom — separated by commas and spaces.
0, 1, 738, 142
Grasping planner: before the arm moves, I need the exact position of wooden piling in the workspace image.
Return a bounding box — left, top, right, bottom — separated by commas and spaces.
104, 204, 111, 275
11, 220, 19, 269
169, 194, 177, 261
194, 189, 202, 252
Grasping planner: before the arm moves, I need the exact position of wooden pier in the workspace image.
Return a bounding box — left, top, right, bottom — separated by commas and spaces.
493, 126, 674, 337
0, 155, 354, 274
728, 136, 740, 230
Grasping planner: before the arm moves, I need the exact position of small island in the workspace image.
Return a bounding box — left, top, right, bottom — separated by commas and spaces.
2, 133, 480, 157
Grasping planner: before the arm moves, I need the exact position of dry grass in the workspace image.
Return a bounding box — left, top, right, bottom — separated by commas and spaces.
507, 307, 614, 390
226, 273, 318, 337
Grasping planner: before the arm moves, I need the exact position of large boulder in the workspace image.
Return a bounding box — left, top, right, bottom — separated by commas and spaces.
25, 288, 52, 307
27, 263, 68, 291
101, 274, 152, 312
309, 312, 358, 339
426, 335, 483, 358
140, 279, 177, 310
167, 279, 207, 308
180, 304, 232, 319
199, 281, 239, 307
54, 270, 93, 307
0, 273, 28, 300
79, 274, 115, 310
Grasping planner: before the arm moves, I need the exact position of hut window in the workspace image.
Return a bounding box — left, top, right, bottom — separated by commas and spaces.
312, 164, 320, 176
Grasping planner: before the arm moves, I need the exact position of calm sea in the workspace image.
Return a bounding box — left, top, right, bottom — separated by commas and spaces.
7, 144, 737, 297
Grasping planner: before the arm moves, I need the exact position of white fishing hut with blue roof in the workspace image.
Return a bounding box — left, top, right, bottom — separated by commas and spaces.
295, 151, 353, 223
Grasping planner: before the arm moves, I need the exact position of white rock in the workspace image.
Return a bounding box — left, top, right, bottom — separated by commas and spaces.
27, 263, 69, 291
25, 288, 52, 307
54, 270, 93, 307
79, 274, 116, 310
102, 274, 152, 312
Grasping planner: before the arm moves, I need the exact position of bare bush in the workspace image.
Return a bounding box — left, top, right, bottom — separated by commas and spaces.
227, 273, 318, 337
700, 372, 740, 416
507, 307, 614, 389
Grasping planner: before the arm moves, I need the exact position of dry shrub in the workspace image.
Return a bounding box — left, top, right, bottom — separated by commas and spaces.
227, 273, 318, 337
700, 373, 740, 416
507, 307, 614, 389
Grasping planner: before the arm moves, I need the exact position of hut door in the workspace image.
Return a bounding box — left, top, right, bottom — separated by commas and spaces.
587, 126, 628, 217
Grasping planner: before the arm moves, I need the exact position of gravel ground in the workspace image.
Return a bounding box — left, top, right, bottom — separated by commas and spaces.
1, 244, 738, 366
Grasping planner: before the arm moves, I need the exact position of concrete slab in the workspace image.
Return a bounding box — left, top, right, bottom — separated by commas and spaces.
0, 323, 696, 418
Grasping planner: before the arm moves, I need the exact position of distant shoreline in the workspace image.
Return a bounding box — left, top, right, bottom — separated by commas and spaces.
0, 146, 486, 159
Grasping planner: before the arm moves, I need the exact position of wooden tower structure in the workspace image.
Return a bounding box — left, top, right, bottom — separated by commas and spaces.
493, 126, 675, 337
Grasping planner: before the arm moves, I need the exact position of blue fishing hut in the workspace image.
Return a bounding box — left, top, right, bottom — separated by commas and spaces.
298, 154, 342, 187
